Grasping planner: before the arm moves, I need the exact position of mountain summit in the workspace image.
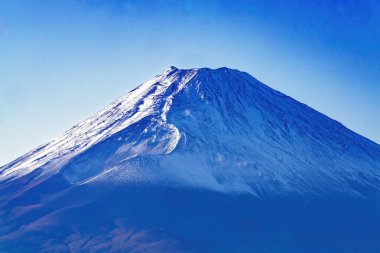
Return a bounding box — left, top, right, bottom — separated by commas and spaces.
1, 66, 378, 195
1, 67, 380, 252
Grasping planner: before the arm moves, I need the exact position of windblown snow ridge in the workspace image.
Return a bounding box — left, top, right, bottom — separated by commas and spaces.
0, 66, 197, 181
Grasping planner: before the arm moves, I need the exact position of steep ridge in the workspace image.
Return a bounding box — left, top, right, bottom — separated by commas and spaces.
0, 67, 380, 252
0, 67, 196, 181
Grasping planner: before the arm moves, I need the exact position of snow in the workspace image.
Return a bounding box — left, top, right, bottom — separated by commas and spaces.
0, 66, 197, 181
1, 66, 379, 196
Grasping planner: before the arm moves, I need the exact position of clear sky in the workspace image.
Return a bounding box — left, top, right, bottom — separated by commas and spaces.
0, 0, 379, 165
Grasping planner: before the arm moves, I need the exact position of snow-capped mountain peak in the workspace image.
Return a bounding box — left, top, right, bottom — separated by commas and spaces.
1, 67, 380, 253
1, 67, 379, 197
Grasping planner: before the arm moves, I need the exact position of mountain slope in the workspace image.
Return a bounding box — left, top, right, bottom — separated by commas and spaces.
0, 67, 379, 252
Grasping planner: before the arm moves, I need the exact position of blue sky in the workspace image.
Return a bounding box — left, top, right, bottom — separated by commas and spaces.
0, 0, 379, 165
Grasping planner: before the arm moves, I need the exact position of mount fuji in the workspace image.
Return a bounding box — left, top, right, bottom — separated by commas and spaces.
1, 67, 379, 252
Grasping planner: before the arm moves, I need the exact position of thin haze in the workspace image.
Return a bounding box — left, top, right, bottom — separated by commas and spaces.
0, 0, 379, 165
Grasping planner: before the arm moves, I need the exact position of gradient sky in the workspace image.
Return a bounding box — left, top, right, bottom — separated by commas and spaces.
0, 0, 379, 165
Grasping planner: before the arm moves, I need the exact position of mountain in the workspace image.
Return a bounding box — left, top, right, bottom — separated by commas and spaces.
0, 67, 379, 252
